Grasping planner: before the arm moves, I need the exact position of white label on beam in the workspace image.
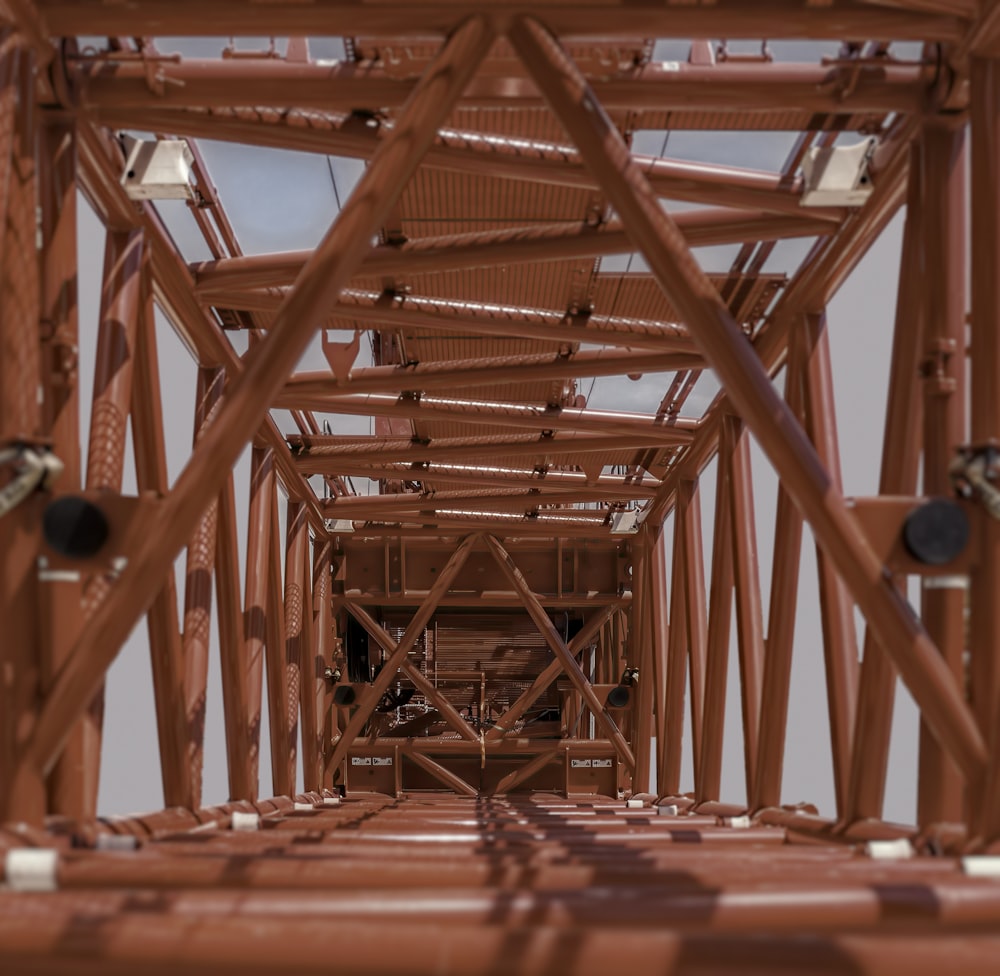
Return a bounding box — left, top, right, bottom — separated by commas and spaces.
231, 811, 260, 831
962, 856, 1000, 878
570, 759, 592, 768
351, 757, 373, 766
4, 849, 58, 891
866, 839, 914, 860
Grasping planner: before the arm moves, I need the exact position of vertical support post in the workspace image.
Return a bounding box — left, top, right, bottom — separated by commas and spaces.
650, 530, 671, 795
181, 366, 225, 809
0, 39, 43, 822
969, 59, 1000, 840
312, 538, 333, 791
660, 503, 688, 796
284, 500, 309, 790
681, 480, 707, 786
215, 461, 252, 801
917, 122, 967, 826
800, 311, 860, 818
267, 483, 293, 796
130, 268, 191, 811
630, 536, 653, 793
727, 415, 765, 802
242, 444, 273, 800
699, 427, 735, 802
37, 118, 84, 816
846, 144, 926, 823
79, 227, 144, 811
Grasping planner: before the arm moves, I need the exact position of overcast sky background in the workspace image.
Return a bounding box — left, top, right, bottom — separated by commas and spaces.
76, 34, 922, 822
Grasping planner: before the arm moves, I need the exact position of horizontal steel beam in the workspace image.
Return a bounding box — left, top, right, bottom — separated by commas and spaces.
278, 349, 698, 402
37, 0, 969, 41
193, 210, 831, 294
306, 461, 656, 497
322, 488, 632, 517
224, 289, 703, 353
297, 392, 698, 443
73, 57, 931, 114
290, 432, 661, 465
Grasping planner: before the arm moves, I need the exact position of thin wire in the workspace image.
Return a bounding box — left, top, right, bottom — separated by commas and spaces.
326, 156, 343, 212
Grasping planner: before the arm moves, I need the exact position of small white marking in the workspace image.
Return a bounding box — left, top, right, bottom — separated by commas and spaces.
625, 798, 644, 809
96, 834, 138, 851
962, 856, 1000, 878
5, 849, 58, 891
922, 575, 969, 590
293, 802, 315, 812
231, 811, 260, 832
724, 815, 752, 829
866, 839, 914, 860
323, 796, 341, 806
657, 804, 679, 817
38, 569, 81, 582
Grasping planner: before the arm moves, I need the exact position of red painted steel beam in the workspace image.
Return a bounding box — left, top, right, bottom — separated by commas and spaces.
278, 349, 702, 403
302, 463, 656, 497
194, 211, 832, 294
223, 290, 704, 355
36, 0, 969, 41
292, 393, 698, 445
323, 490, 636, 519
336, 515, 615, 539
94, 105, 838, 220
508, 16, 988, 784
73, 56, 931, 114
292, 432, 669, 466
21, 17, 498, 789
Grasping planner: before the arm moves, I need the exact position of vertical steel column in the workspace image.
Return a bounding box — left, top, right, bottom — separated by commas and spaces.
181, 366, 225, 808
37, 119, 84, 816
508, 16, 986, 783
751, 344, 806, 812
801, 312, 860, 818
312, 538, 333, 791
698, 424, 735, 802
650, 530, 671, 796
660, 505, 688, 797
284, 500, 311, 791
917, 123, 967, 826
242, 444, 273, 800
680, 481, 707, 786
79, 227, 144, 810
846, 144, 926, 823
130, 271, 191, 811
0, 39, 43, 822
727, 415, 765, 801
969, 59, 1000, 840
630, 536, 653, 793
215, 458, 251, 801
267, 483, 294, 796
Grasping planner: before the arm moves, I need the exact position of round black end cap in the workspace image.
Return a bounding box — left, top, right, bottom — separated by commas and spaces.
333, 685, 356, 706
43, 496, 110, 559
607, 685, 631, 709
902, 498, 969, 566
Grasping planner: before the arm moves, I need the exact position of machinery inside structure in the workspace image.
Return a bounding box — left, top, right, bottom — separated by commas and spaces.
3, 1, 1000, 973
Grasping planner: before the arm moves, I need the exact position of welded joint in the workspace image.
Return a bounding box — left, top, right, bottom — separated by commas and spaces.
865, 838, 914, 860
3, 849, 59, 892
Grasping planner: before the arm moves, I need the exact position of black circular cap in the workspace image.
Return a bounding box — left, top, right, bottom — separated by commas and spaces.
902, 498, 969, 566
333, 685, 356, 706
607, 685, 631, 709
43, 496, 110, 559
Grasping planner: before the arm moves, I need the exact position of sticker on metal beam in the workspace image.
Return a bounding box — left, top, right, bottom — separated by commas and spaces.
922, 575, 969, 590
4, 849, 58, 891
866, 839, 914, 860
657, 804, 679, 817
724, 815, 752, 829
323, 795, 341, 806
626, 798, 644, 809
231, 811, 261, 831
95, 834, 139, 851
962, 856, 1000, 878
293, 802, 316, 812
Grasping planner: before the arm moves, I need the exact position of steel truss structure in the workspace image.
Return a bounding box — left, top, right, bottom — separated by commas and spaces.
4, 1, 1000, 973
